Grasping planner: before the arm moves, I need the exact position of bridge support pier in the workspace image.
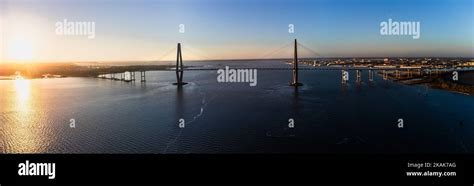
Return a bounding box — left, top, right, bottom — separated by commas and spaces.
140, 71, 146, 82
383, 70, 388, 80
368, 69, 374, 82
356, 70, 361, 83
341, 70, 348, 84
131, 72, 136, 81
290, 39, 303, 87
173, 43, 187, 86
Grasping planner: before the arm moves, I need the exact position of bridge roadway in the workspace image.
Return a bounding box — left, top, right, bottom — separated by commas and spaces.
97, 65, 474, 83
154, 66, 474, 72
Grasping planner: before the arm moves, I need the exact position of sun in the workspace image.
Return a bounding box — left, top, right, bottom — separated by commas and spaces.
7, 36, 34, 62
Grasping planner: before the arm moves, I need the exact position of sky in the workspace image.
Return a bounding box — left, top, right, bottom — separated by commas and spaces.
0, 0, 473, 63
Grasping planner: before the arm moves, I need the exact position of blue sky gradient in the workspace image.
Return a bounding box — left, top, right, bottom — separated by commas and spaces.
1, 0, 473, 62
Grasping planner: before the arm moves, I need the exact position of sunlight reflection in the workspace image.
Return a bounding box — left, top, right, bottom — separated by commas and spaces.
10, 78, 42, 152
14, 78, 31, 109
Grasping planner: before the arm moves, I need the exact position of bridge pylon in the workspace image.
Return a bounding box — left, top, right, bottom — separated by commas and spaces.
173, 43, 187, 86
290, 39, 303, 87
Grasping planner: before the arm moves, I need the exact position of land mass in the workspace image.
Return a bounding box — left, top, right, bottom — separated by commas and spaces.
1, 58, 474, 95
0, 63, 177, 79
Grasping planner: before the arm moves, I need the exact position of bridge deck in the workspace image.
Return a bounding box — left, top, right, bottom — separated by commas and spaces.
178, 67, 474, 71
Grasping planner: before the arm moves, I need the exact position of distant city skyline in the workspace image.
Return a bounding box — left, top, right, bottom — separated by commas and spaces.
0, 0, 473, 63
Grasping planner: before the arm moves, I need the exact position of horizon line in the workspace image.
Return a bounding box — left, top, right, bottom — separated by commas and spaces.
2, 56, 474, 64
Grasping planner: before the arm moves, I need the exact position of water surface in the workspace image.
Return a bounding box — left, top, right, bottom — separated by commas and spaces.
1, 61, 473, 153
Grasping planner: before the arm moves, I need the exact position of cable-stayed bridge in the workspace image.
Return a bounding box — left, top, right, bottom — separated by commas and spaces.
97, 39, 474, 85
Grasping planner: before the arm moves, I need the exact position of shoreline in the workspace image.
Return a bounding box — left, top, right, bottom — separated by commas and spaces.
2, 62, 473, 96
0, 63, 178, 79
395, 71, 474, 95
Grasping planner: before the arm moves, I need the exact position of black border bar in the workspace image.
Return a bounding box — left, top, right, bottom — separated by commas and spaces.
0, 154, 472, 185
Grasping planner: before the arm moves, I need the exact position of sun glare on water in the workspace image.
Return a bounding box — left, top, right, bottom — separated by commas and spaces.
14, 77, 30, 106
